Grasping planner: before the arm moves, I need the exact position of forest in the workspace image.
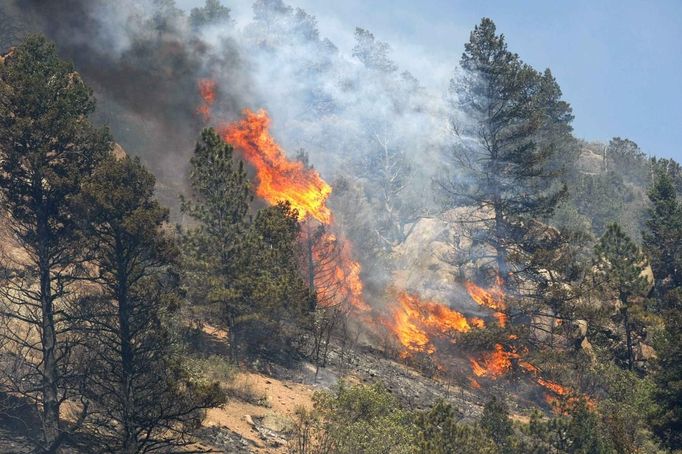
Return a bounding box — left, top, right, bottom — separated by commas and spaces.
0, 1, 680, 453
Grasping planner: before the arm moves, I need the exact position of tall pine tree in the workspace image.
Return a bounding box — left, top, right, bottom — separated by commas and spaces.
78, 155, 223, 452
593, 223, 649, 370
642, 167, 682, 302
0, 35, 110, 451
181, 128, 252, 361
440, 18, 570, 287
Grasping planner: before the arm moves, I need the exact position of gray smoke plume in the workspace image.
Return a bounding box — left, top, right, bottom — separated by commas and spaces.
3, 0, 254, 209
3, 0, 459, 306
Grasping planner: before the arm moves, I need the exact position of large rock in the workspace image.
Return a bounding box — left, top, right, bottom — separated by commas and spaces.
390, 207, 492, 312
636, 343, 657, 362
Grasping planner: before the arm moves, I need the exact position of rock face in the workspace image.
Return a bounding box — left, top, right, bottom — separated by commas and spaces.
636, 343, 657, 362
390, 207, 494, 314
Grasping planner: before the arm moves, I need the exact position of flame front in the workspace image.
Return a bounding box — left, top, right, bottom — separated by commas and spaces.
469, 343, 516, 378
465, 276, 507, 327
221, 109, 332, 224
197, 79, 216, 121
387, 291, 473, 356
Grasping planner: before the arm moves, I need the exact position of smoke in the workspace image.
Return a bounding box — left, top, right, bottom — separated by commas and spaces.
5, 0, 460, 307
5, 0, 253, 209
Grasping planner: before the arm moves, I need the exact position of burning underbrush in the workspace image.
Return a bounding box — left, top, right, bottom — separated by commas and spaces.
196, 79, 587, 413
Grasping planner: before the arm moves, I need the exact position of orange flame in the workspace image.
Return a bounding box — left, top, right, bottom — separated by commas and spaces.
221, 109, 332, 224
387, 291, 473, 356
312, 230, 369, 312
197, 79, 216, 121
468, 343, 517, 378
465, 276, 507, 327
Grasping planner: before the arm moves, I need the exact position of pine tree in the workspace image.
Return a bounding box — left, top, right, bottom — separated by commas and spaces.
352, 28, 398, 73
238, 202, 312, 358
643, 167, 682, 301
651, 290, 682, 450
440, 18, 570, 286
593, 223, 649, 370
417, 400, 497, 454
181, 127, 251, 361
480, 396, 514, 453
78, 155, 223, 452
189, 0, 231, 30
0, 35, 111, 451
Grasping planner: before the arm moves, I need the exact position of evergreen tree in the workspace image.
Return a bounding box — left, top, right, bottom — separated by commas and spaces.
181, 128, 251, 361
0, 35, 110, 451
189, 0, 231, 30
642, 167, 682, 300
78, 155, 223, 452
352, 28, 398, 73
440, 18, 570, 286
593, 223, 649, 370
651, 290, 682, 450
237, 201, 312, 358
417, 400, 497, 454
480, 397, 514, 453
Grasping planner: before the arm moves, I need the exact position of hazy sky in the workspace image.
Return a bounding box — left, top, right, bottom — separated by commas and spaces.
177, 0, 682, 161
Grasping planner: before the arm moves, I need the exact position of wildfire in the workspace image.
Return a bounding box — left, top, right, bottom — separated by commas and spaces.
469, 343, 517, 378
212, 106, 366, 312
221, 109, 332, 224
197, 79, 216, 121
465, 276, 507, 327
387, 291, 475, 356
312, 231, 369, 312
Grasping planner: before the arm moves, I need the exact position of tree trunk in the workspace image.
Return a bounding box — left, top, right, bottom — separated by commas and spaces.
38, 213, 60, 452
305, 229, 316, 312
227, 313, 238, 363
493, 201, 509, 285
116, 237, 138, 453
623, 304, 634, 371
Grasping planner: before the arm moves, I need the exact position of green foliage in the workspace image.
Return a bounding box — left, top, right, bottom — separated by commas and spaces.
593, 223, 649, 370
481, 397, 514, 452
0, 34, 111, 245
181, 127, 252, 359
237, 202, 313, 357
606, 138, 649, 186
651, 289, 682, 450
417, 400, 497, 454
643, 167, 682, 300
182, 128, 311, 361
525, 402, 617, 454
290, 382, 416, 454
594, 363, 661, 454
79, 155, 224, 452
573, 171, 633, 237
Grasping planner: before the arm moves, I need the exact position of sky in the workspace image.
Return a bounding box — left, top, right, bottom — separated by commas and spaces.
177, 0, 682, 161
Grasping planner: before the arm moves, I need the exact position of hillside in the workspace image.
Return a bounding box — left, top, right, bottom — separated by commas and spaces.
0, 1, 681, 453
